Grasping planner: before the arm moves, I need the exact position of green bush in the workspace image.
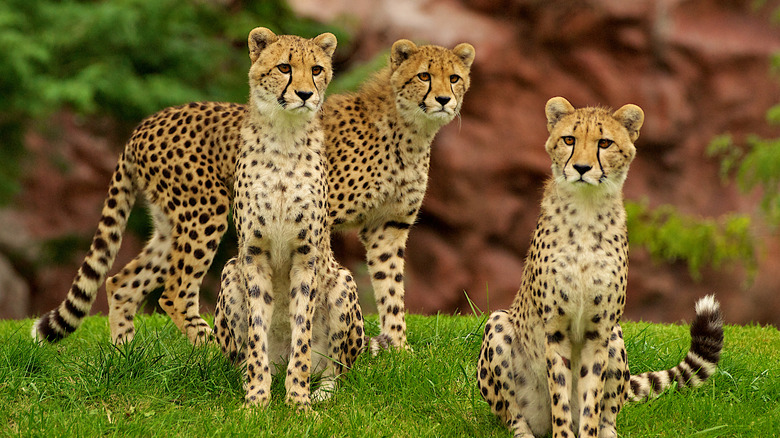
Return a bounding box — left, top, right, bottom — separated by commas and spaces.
0, 0, 344, 204
709, 132, 780, 227
626, 200, 756, 280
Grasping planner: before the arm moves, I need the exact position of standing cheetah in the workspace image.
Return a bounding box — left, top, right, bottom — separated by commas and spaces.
33, 38, 475, 349
322, 39, 475, 348
211, 27, 364, 409
476, 97, 724, 438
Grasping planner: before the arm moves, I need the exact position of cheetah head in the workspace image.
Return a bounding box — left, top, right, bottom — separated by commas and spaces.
544, 96, 644, 195
246, 27, 336, 120
389, 39, 475, 128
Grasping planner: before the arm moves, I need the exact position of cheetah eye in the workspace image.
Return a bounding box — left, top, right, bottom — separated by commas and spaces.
417, 72, 431, 81
598, 139, 614, 149
562, 136, 575, 146
450, 74, 461, 84
277, 64, 291, 74
312, 65, 323, 76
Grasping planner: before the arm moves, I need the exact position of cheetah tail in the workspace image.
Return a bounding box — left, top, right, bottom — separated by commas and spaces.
32, 153, 137, 342
628, 295, 723, 402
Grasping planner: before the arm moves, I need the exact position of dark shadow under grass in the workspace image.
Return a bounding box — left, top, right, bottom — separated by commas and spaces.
1, 313, 778, 437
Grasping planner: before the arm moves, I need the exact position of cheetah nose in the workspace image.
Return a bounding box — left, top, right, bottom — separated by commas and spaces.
296, 91, 314, 102
573, 164, 592, 176
435, 96, 451, 106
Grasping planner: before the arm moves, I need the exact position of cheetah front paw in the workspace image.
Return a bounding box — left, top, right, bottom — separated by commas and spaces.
599, 426, 618, 438
243, 392, 271, 409
312, 377, 337, 403
187, 321, 214, 346
285, 392, 312, 412
371, 333, 412, 354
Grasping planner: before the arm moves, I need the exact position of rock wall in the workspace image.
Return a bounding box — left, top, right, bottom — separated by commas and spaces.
294, 0, 780, 325
6, 0, 780, 326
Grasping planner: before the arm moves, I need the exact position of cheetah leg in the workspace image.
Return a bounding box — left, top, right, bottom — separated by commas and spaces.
576, 327, 611, 438
359, 222, 411, 350
477, 311, 536, 438
598, 324, 629, 438
545, 324, 576, 438
284, 249, 319, 410
311, 260, 365, 403
107, 213, 172, 344
239, 254, 274, 408
214, 258, 247, 363
337, 264, 365, 366
158, 205, 229, 345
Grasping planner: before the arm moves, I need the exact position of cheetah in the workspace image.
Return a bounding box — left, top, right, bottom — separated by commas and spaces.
321, 39, 475, 349
476, 97, 724, 438
33, 38, 475, 349
210, 27, 364, 409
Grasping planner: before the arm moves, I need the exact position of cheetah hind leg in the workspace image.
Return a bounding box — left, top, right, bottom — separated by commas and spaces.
598, 324, 630, 438
159, 188, 229, 345
214, 258, 248, 363
477, 310, 537, 438
107, 226, 172, 345
311, 263, 365, 403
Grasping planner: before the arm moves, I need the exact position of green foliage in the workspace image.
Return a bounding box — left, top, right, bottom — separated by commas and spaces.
626, 200, 757, 280
0, 0, 345, 204
1, 314, 778, 437
328, 51, 390, 95
708, 133, 780, 226
705, 10, 780, 228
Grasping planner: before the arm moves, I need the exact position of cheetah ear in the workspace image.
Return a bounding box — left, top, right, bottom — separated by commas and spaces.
453, 43, 476, 69
612, 104, 644, 142
313, 32, 338, 58
390, 39, 418, 71
545, 97, 575, 132
248, 27, 278, 64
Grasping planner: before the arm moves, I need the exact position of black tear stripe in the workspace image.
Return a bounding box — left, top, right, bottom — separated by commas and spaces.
563, 141, 575, 178
279, 71, 293, 107
596, 144, 606, 180
420, 80, 432, 111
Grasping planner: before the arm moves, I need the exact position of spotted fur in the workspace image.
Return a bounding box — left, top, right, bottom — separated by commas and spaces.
32, 39, 474, 348
322, 39, 475, 348
476, 97, 723, 438
32, 107, 240, 345
627, 295, 723, 401
210, 28, 365, 410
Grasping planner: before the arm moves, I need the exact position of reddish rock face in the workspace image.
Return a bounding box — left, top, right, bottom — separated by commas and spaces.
293, 0, 780, 325
8, 0, 780, 325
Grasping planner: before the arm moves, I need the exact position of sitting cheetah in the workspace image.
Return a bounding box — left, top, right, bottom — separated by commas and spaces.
211, 27, 364, 409
33, 38, 475, 349
476, 97, 724, 438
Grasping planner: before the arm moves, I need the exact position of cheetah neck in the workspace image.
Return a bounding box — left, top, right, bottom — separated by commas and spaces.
244, 104, 319, 153
351, 77, 437, 170
544, 177, 625, 221
395, 99, 449, 144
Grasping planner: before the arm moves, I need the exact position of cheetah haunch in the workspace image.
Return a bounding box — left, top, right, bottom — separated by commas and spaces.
477, 97, 723, 438
33, 39, 475, 350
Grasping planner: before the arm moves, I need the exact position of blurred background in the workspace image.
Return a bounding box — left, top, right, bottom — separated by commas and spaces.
1, 0, 779, 326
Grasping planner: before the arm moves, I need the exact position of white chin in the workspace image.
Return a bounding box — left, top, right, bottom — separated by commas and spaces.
566, 176, 598, 186
427, 110, 453, 121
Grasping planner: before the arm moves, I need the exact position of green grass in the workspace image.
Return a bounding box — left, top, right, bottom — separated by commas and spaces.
1, 313, 778, 437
